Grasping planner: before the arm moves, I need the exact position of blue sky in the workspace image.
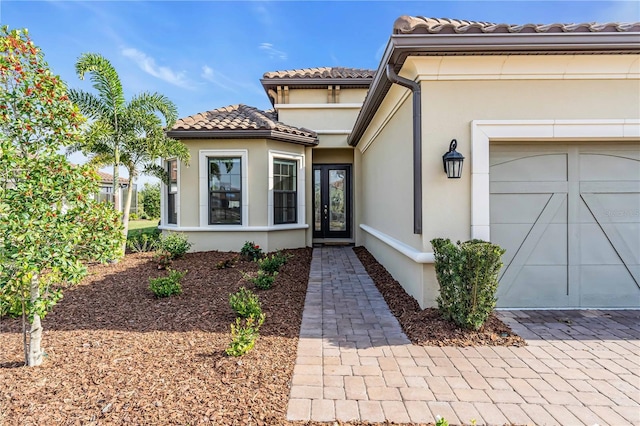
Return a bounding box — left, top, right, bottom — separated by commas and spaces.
2, 0, 638, 182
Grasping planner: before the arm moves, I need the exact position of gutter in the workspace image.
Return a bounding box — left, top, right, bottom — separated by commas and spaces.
348, 31, 640, 147
165, 129, 319, 147
385, 64, 422, 235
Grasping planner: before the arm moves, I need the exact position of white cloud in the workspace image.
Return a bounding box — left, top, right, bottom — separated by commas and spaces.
201, 65, 265, 96
121, 47, 193, 89
201, 65, 239, 93
259, 43, 287, 60
252, 3, 273, 28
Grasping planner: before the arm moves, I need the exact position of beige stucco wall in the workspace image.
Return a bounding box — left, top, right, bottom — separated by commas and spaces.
287, 88, 368, 105
278, 107, 362, 134
288, 89, 328, 104
358, 53, 640, 308
312, 148, 353, 164
164, 138, 308, 253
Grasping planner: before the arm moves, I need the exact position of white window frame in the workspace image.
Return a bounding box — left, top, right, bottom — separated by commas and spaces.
471, 119, 640, 242
161, 158, 180, 228
268, 150, 305, 227
199, 149, 249, 228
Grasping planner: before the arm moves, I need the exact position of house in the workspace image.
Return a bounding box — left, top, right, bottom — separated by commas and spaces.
162, 16, 640, 309
96, 170, 138, 215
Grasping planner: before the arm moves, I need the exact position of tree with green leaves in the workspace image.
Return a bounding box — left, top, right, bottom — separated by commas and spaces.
140, 182, 160, 219
68, 53, 189, 253
0, 27, 124, 366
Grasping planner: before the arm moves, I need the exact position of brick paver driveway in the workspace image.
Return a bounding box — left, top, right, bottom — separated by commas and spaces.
287, 247, 640, 425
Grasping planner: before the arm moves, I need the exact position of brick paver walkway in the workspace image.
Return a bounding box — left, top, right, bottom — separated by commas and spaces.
286, 247, 640, 425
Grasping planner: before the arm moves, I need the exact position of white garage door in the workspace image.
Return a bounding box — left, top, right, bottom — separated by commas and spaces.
490, 142, 640, 308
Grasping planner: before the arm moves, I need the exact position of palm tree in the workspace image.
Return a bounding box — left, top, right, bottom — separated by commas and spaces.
68, 53, 189, 255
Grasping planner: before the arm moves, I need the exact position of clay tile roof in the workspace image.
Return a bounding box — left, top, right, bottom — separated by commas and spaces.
168, 104, 318, 145
96, 171, 128, 185
262, 67, 375, 79
393, 16, 640, 34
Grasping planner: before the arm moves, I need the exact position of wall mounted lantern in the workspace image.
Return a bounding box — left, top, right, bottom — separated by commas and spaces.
442, 139, 465, 179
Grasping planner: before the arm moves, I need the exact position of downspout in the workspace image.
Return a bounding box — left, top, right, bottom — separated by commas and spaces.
385, 64, 422, 234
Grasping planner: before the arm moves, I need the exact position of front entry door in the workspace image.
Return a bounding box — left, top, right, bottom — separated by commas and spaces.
313, 164, 351, 239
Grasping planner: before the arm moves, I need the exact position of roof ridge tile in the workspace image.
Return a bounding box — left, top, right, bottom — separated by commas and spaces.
394, 15, 640, 34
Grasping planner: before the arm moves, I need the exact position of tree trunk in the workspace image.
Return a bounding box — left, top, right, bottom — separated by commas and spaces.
28, 275, 43, 367
121, 174, 134, 255
113, 148, 119, 213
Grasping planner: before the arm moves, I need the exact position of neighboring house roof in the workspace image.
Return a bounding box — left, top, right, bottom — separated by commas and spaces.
166, 104, 318, 146
97, 170, 128, 185
348, 15, 640, 146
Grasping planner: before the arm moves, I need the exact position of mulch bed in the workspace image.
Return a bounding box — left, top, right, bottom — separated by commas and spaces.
1, 248, 314, 425
1, 245, 524, 426
353, 246, 526, 348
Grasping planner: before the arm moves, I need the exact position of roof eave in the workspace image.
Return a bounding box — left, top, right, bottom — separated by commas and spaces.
348, 31, 640, 147
166, 129, 319, 146
260, 77, 373, 105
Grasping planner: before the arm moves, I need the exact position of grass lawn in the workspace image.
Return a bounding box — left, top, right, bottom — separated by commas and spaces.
127, 219, 158, 236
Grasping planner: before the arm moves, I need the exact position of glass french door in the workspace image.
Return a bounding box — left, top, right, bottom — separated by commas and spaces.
313, 164, 351, 239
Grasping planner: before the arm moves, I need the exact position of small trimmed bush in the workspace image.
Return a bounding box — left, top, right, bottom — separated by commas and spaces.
257, 251, 289, 274
126, 229, 160, 253
159, 232, 192, 259
149, 269, 186, 298
248, 270, 277, 290
226, 314, 265, 357
229, 287, 262, 319
431, 238, 505, 331
240, 241, 262, 261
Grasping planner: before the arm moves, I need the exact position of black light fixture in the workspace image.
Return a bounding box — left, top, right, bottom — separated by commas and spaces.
442, 139, 465, 179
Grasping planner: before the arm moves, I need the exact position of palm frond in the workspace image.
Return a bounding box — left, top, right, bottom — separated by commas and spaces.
68, 89, 110, 121
75, 53, 125, 113
129, 92, 178, 127
143, 163, 169, 184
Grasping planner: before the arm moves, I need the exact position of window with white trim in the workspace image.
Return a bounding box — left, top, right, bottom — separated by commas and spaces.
273, 158, 297, 224
269, 151, 304, 226
208, 157, 242, 225
167, 159, 177, 224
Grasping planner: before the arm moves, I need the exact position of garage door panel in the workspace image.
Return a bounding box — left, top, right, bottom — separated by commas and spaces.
579, 223, 633, 265
580, 152, 640, 181
490, 193, 551, 224
491, 224, 533, 268
490, 153, 567, 182
497, 266, 568, 308
490, 142, 640, 309
528, 223, 568, 265
579, 223, 640, 265
580, 265, 640, 307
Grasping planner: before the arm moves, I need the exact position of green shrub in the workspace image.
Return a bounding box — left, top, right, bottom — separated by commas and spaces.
431, 238, 505, 331
240, 241, 262, 261
140, 183, 161, 219
225, 314, 265, 357
229, 287, 262, 319
149, 269, 186, 298
248, 270, 277, 290
435, 416, 449, 426
126, 229, 160, 253
257, 251, 289, 274
159, 232, 192, 259
0, 286, 24, 317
